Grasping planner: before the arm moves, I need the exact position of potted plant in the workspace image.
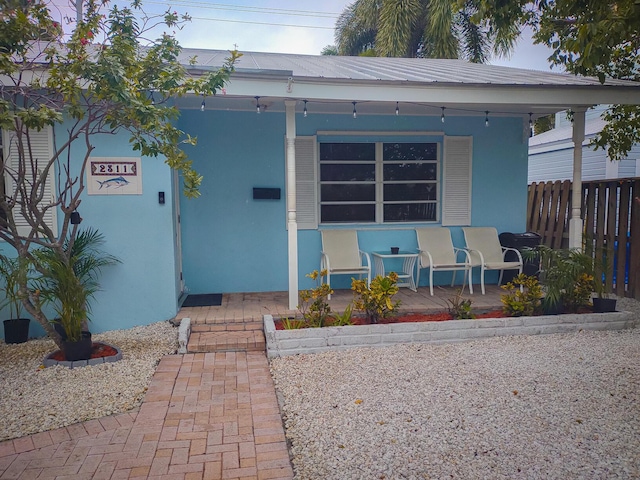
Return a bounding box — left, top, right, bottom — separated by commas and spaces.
33, 229, 119, 360
0, 255, 31, 343
526, 245, 594, 314
591, 247, 617, 313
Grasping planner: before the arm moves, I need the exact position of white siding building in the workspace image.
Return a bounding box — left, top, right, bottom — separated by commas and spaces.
528, 105, 640, 183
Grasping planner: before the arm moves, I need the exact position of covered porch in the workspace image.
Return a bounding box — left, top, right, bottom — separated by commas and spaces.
178, 284, 504, 322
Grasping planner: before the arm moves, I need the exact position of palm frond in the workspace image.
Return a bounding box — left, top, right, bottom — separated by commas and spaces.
456, 4, 490, 63
423, 0, 458, 58
335, 0, 380, 55
376, 0, 422, 57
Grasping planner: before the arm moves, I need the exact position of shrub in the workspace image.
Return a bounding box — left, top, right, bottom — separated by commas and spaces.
298, 270, 333, 327
351, 273, 400, 323
500, 274, 543, 317
446, 289, 475, 319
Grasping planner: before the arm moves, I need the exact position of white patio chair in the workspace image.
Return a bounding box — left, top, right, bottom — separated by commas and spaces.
462, 227, 523, 295
416, 228, 472, 296
320, 230, 371, 299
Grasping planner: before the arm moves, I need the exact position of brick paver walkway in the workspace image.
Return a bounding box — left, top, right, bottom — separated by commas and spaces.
0, 287, 504, 479
0, 352, 293, 480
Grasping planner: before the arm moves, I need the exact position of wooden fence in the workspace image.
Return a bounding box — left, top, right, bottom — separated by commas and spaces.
527, 178, 640, 299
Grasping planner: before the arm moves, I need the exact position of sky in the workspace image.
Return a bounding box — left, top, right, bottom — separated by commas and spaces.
49, 0, 559, 72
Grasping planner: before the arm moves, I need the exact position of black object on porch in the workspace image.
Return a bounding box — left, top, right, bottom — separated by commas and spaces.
182, 293, 223, 307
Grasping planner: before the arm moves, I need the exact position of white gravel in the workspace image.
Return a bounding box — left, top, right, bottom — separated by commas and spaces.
270, 297, 640, 480
0, 321, 178, 442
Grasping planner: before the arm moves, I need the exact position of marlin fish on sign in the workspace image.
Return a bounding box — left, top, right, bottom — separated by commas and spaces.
97, 176, 129, 189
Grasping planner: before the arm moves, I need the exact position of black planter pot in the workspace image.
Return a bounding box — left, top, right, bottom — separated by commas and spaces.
593, 297, 617, 313
62, 331, 93, 361
542, 301, 563, 315
3, 318, 30, 344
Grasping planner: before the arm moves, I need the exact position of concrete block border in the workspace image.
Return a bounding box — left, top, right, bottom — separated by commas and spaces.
42, 342, 123, 368
264, 311, 637, 358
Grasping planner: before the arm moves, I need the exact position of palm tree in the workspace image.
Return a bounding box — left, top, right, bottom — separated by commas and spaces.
335, 0, 517, 62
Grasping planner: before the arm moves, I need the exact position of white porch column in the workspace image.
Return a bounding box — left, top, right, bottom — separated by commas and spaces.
284, 100, 299, 310
569, 108, 586, 250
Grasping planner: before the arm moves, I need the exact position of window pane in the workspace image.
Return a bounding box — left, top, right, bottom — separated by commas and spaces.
320, 143, 375, 161
321, 184, 375, 202
322, 204, 375, 223
383, 143, 437, 161
384, 203, 437, 222
384, 183, 437, 201
321, 164, 375, 181
383, 163, 437, 181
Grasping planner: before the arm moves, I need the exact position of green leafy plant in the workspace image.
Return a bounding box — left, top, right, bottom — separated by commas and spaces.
351, 273, 400, 324
297, 270, 333, 328
280, 317, 306, 330
33, 229, 120, 342
500, 274, 543, 317
0, 255, 30, 320
446, 289, 475, 319
524, 245, 595, 313
331, 304, 354, 326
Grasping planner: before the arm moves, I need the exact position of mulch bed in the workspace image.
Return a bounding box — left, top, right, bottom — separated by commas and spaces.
47, 342, 119, 361
274, 307, 595, 330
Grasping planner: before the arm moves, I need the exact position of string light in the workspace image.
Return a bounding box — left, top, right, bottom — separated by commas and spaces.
200, 96, 205, 112
231, 94, 558, 123
528, 112, 533, 137
148, 91, 155, 105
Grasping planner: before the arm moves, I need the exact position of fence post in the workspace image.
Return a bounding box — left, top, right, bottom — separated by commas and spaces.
630, 195, 640, 299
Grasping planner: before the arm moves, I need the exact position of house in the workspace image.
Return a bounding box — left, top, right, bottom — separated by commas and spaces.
2, 50, 640, 338
529, 105, 640, 183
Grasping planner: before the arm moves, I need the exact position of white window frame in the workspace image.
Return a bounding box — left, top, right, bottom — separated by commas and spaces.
318, 141, 440, 225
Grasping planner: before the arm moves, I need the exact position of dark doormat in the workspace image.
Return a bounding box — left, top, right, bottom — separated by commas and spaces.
182, 293, 223, 307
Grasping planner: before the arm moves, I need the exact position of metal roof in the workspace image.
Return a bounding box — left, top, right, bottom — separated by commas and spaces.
181, 48, 637, 88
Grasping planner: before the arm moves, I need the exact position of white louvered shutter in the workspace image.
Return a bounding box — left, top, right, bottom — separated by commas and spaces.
441, 136, 472, 226
288, 136, 318, 230
3, 127, 58, 236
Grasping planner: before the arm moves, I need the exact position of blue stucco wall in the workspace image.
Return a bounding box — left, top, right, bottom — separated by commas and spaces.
178, 110, 529, 292
1, 125, 179, 340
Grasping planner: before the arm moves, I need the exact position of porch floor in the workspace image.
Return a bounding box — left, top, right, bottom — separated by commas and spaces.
183, 285, 505, 354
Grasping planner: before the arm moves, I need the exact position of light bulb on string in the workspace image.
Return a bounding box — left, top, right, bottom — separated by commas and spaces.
352, 101, 357, 119
441, 107, 445, 123
200, 97, 205, 112
255, 96, 261, 114
529, 112, 533, 137
395, 102, 399, 116
303, 100, 308, 118
484, 111, 489, 127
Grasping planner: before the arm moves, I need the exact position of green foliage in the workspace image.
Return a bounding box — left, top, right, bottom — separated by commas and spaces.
525, 245, 595, 314
500, 274, 542, 317
0, 254, 29, 319
331, 303, 354, 326
280, 317, 306, 330
351, 273, 400, 324
446, 289, 475, 319
469, 0, 640, 162
334, 0, 512, 62
32, 229, 119, 342
321, 45, 338, 55
298, 270, 333, 328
